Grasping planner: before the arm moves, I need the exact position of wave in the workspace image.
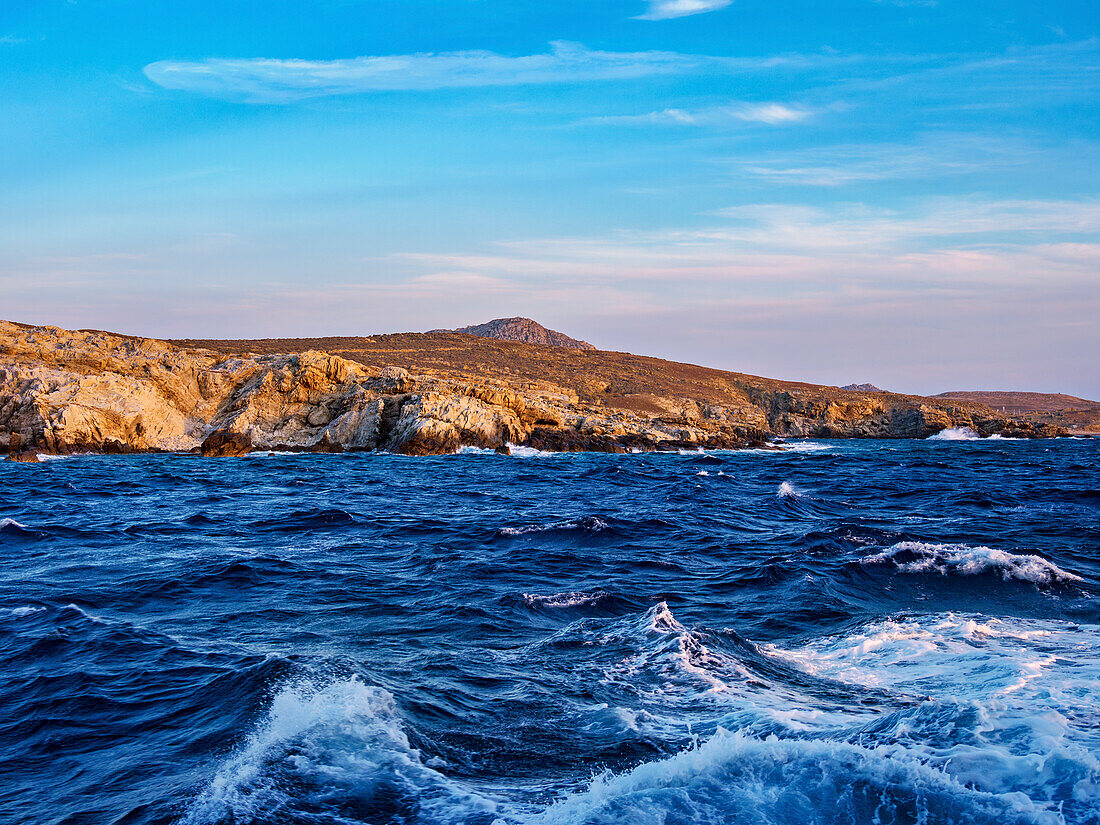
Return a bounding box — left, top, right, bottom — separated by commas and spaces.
777, 481, 801, 498
522, 591, 612, 609
761, 612, 1100, 816
3, 605, 45, 617
182, 675, 497, 825
928, 428, 1029, 442
499, 516, 609, 537
506, 443, 560, 458
928, 427, 983, 441
780, 440, 837, 453
529, 727, 1060, 825
861, 541, 1083, 584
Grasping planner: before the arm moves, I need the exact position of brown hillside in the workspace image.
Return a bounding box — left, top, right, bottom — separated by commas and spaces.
934, 391, 1100, 433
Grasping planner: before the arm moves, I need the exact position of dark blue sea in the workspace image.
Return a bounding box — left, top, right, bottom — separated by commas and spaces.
2, 437, 1099, 825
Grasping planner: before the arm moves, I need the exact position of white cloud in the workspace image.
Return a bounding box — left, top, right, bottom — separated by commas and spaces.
144, 42, 705, 102
636, 0, 733, 21
591, 101, 815, 126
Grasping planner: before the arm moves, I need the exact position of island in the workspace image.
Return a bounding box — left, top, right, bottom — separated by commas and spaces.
0, 318, 1066, 460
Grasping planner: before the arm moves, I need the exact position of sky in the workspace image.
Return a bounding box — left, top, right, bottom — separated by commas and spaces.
2, 1, 1098, 397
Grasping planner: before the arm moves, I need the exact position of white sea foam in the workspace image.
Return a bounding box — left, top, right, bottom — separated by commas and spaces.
0, 518, 28, 531
499, 517, 608, 536
523, 591, 607, 608
455, 445, 497, 455
183, 676, 496, 825
861, 541, 1082, 584
780, 440, 836, 453
528, 727, 1061, 825
928, 427, 982, 440
696, 470, 710, 476
596, 603, 758, 700
5, 606, 45, 617
776, 481, 800, 498
505, 443, 560, 458
63, 603, 108, 623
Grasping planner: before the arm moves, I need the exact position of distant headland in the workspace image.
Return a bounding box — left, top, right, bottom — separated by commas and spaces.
0, 318, 1071, 461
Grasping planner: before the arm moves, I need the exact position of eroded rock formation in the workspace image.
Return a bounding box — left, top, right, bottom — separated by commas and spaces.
0, 321, 1063, 458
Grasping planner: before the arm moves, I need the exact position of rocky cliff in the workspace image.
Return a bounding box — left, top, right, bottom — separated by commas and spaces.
0, 321, 1063, 459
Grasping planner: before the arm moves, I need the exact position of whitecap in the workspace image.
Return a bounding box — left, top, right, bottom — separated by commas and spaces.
780, 440, 836, 453
0, 518, 28, 531
63, 603, 108, 623
928, 427, 982, 440
762, 612, 1100, 798
861, 541, 1082, 584
506, 443, 560, 458
499, 517, 608, 537
455, 445, 498, 455
5, 606, 45, 617
527, 727, 1060, 825
776, 481, 800, 498
523, 591, 607, 609
183, 676, 497, 825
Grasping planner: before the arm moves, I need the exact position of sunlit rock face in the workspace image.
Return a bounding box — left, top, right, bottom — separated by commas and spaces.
0, 321, 1063, 458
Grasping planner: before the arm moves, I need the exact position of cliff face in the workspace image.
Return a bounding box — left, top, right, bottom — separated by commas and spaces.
0, 322, 1063, 458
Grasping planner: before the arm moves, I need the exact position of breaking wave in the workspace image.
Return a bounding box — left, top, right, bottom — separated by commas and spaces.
182, 676, 497, 825
522, 591, 611, 609
498, 516, 609, 537
776, 481, 800, 498
529, 727, 1060, 825
861, 541, 1083, 584
928, 427, 982, 440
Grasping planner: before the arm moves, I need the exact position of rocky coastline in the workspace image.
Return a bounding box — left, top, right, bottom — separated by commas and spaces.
0, 321, 1064, 461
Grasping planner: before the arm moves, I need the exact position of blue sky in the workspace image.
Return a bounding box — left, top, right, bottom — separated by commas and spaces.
2, 1, 1098, 396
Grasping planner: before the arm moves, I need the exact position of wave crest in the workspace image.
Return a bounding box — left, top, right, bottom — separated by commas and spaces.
861, 541, 1082, 584
183, 676, 496, 825
532, 727, 1059, 825
499, 517, 609, 537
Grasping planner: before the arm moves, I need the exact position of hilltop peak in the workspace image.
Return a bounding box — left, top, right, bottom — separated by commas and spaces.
445, 318, 596, 351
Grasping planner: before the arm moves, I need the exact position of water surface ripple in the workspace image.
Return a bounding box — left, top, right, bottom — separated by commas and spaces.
1, 438, 1098, 825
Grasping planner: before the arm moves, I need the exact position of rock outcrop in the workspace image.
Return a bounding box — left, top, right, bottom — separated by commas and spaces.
447, 318, 595, 351
0, 321, 1064, 458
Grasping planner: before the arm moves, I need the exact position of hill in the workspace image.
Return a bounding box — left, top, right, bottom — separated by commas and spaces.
0, 320, 1064, 460
440, 317, 595, 350
933, 391, 1100, 434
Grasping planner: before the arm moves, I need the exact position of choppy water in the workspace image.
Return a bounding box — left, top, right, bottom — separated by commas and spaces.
1, 438, 1098, 825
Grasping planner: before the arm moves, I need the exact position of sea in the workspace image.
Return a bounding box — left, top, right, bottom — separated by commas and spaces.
1, 435, 1098, 825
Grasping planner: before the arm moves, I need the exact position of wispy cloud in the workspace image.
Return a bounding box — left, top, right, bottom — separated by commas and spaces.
636, 0, 733, 21
591, 101, 816, 126
736, 134, 1036, 186
144, 41, 705, 102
